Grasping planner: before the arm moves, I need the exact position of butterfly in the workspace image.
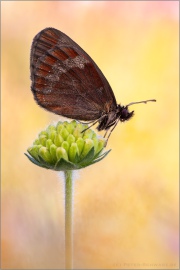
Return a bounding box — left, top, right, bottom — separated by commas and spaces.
30, 27, 156, 143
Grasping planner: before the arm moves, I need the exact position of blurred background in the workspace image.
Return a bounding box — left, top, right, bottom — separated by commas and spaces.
1, 1, 179, 269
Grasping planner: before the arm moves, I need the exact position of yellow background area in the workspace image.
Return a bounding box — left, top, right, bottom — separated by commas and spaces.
2, 1, 179, 269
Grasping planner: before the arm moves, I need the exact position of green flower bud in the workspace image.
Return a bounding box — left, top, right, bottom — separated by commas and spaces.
73, 125, 83, 140
39, 147, 52, 163
96, 138, 106, 153
54, 133, 64, 146
46, 139, 53, 150
65, 120, 77, 133
83, 129, 94, 140
33, 139, 40, 145
48, 130, 57, 142
60, 127, 69, 140
25, 120, 111, 171
28, 145, 42, 161
81, 139, 94, 158
56, 122, 64, 133
61, 141, 70, 153
46, 125, 56, 133
56, 147, 68, 161
67, 134, 75, 145
92, 136, 99, 155
39, 134, 47, 146
76, 137, 85, 155
69, 143, 79, 162
39, 130, 48, 136
50, 144, 57, 163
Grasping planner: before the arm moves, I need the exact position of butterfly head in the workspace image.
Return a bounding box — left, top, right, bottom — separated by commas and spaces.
118, 105, 134, 122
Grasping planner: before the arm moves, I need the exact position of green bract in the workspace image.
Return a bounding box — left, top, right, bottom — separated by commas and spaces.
25, 120, 111, 171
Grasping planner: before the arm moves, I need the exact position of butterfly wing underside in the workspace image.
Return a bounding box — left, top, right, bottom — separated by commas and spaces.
30, 27, 117, 120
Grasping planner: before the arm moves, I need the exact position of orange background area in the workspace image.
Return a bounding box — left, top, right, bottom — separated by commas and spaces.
1, 1, 179, 269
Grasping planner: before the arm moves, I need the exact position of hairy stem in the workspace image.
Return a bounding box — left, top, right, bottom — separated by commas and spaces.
65, 170, 73, 269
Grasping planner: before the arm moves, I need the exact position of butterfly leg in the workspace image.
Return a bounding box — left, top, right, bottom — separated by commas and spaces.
104, 119, 119, 145
104, 129, 109, 138
81, 115, 105, 133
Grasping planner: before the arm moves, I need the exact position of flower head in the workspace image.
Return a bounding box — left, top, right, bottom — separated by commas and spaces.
25, 120, 111, 171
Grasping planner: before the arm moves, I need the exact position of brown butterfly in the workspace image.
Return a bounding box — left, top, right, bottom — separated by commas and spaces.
30, 27, 156, 143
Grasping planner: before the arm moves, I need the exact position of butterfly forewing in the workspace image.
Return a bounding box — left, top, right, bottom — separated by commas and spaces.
30, 28, 117, 120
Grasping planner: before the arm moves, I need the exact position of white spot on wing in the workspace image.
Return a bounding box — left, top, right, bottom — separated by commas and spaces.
47, 56, 89, 81
64, 56, 89, 69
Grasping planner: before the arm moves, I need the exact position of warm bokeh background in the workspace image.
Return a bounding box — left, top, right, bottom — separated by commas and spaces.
1, 1, 179, 269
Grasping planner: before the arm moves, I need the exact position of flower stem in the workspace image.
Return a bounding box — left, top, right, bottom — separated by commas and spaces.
64, 170, 73, 269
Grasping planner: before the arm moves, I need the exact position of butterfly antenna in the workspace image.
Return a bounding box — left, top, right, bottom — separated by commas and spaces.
127, 99, 156, 107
